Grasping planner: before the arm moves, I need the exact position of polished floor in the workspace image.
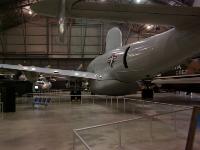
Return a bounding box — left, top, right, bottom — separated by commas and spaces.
0, 92, 199, 150
0, 103, 136, 150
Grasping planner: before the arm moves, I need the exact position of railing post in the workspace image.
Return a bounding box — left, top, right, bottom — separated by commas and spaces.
1, 102, 3, 119
93, 95, 95, 104
116, 96, 119, 109
73, 131, 76, 150
2, 102, 3, 119
150, 116, 153, 142
111, 96, 113, 106
81, 95, 83, 105
123, 97, 126, 112
118, 124, 122, 149
143, 99, 145, 112
106, 96, 108, 105
59, 92, 61, 104
174, 111, 177, 139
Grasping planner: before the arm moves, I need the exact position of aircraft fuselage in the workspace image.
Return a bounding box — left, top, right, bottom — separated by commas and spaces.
88, 27, 200, 95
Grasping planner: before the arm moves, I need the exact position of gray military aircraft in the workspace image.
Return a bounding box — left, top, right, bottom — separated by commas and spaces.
34, 76, 52, 91
1, 2, 200, 98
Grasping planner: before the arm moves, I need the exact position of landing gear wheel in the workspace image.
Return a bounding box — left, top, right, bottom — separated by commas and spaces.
70, 90, 75, 101
142, 89, 154, 99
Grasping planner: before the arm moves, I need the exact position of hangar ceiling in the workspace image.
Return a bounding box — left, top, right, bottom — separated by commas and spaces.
0, 0, 194, 31
0, 0, 196, 70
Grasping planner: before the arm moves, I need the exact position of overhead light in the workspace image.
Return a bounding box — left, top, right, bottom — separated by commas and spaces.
100, 0, 106, 2
136, 0, 141, 3
96, 74, 102, 79
54, 70, 59, 74
34, 85, 39, 90
146, 24, 154, 30
24, 6, 34, 15
75, 72, 79, 76
28, 10, 33, 15
31, 67, 36, 71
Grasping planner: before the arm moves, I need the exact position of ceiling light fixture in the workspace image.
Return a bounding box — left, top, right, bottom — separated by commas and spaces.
28, 10, 33, 15
136, 0, 141, 3
146, 24, 154, 30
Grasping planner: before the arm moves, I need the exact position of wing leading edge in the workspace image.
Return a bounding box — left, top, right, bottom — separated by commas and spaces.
152, 74, 200, 84
0, 64, 99, 80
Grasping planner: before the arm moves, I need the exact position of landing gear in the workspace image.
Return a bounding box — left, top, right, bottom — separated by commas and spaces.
142, 88, 154, 99
141, 75, 154, 99
70, 90, 81, 101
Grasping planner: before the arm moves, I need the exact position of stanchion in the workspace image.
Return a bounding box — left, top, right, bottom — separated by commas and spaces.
93, 96, 95, 104
150, 116, 153, 142
123, 97, 126, 112
73, 132, 76, 150
0, 102, 3, 119
116, 96, 119, 109
118, 124, 122, 149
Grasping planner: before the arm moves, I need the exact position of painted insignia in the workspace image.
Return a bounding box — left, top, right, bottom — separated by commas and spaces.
107, 53, 117, 67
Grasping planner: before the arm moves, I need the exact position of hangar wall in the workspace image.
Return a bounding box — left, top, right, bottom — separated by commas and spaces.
0, 16, 143, 70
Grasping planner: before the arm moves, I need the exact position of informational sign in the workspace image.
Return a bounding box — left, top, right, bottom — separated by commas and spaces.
193, 114, 200, 150
197, 115, 200, 129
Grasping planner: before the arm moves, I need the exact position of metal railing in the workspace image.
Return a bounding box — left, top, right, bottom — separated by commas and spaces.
16, 92, 110, 105
16, 92, 190, 113
72, 98, 193, 150
16, 91, 128, 106
14, 92, 194, 149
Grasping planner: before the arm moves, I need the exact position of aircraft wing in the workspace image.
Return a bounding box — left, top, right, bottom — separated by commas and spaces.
152, 74, 200, 84
0, 64, 99, 80
31, 1, 200, 27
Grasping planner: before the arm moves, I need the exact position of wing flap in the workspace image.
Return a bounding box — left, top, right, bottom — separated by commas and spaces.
0, 64, 98, 80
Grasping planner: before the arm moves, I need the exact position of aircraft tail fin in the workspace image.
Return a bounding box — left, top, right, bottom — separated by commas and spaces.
105, 27, 122, 53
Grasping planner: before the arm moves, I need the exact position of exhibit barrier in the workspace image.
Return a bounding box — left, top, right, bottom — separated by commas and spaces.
16, 92, 109, 105
16, 91, 125, 106
15, 92, 194, 149
72, 98, 193, 150
16, 92, 190, 113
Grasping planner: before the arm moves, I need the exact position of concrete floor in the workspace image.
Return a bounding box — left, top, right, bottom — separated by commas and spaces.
0, 92, 199, 150
0, 103, 138, 150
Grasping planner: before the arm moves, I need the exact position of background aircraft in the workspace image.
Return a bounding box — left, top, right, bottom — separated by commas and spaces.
34, 76, 52, 92
152, 74, 200, 94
